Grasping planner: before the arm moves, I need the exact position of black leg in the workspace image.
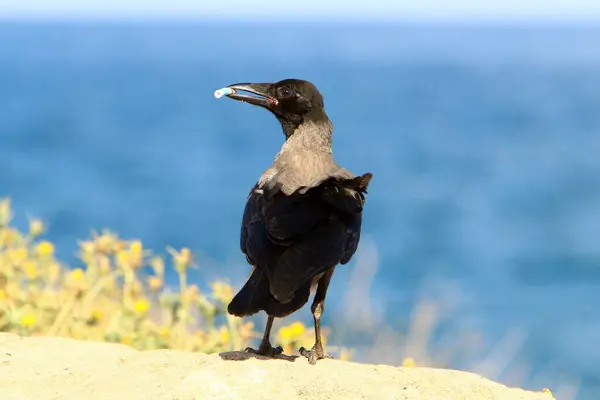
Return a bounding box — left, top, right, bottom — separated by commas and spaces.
245, 315, 283, 357
300, 268, 335, 365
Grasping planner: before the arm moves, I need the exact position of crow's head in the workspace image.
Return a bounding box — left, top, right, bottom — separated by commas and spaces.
221, 78, 329, 136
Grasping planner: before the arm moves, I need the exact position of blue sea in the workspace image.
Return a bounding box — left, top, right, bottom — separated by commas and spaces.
1, 21, 599, 399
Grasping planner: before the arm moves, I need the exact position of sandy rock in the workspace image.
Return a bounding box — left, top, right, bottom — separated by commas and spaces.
0, 333, 553, 400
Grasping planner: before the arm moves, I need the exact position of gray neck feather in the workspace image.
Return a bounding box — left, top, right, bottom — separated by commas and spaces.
276, 120, 334, 159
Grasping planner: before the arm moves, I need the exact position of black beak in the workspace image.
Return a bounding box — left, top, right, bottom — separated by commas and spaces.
224, 83, 279, 109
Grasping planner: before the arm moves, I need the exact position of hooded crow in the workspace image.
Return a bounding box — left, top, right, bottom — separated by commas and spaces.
221, 78, 372, 364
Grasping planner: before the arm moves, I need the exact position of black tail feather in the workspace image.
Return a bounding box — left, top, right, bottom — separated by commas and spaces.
264, 280, 311, 318
227, 267, 312, 318
227, 268, 269, 317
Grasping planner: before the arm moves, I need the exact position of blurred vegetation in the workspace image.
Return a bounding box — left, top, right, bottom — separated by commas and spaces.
0, 197, 562, 397
0, 197, 338, 357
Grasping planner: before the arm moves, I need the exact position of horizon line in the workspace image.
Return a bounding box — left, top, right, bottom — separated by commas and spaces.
2, 14, 600, 26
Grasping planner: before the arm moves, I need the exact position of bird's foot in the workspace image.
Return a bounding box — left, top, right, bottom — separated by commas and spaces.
244, 341, 283, 358
299, 344, 333, 365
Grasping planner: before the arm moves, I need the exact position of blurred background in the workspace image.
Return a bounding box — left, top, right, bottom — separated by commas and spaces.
1, 1, 599, 399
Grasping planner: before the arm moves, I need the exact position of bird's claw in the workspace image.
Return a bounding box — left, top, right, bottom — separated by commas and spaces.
244, 343, 283, 358
299, 345, 332, 365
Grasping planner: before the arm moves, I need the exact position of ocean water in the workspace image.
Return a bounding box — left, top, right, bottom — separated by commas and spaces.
1, 22, 599, 398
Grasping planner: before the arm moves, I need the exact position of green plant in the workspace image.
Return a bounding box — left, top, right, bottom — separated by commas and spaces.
0, 197, 330, 356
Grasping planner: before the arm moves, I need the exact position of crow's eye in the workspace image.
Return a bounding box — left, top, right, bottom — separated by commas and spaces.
278, 86, 293, 98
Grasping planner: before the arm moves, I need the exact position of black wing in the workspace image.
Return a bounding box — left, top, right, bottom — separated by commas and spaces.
240, 172, 372, 302
321, 173, 372, 264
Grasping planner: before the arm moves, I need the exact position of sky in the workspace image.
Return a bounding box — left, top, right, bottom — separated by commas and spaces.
2, 0, 600, 22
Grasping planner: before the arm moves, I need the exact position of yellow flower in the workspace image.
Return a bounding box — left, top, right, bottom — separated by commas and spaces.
133, 298, 150, 314
120, 335, 133, 345
288, 321, 305, 336
20, 313, 36, 327
148, 276, 163, 291
219, 326, 230, 344
23, 261, 38, 279
279, 326, 290, 340
70, 268, 85, 281
130, 240, 143, 256
90, 309, 102, 321
402, 357, 416, 368
119, 240, 144, 269
116, 249, 129, 266
0, 289, 7, 302
35, 241, 55, 257
79, 240, 95, 263
279, 321, 305, 341
158, 327, 170, 339
180, 248, 192, 264
28, 219, 45, 237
